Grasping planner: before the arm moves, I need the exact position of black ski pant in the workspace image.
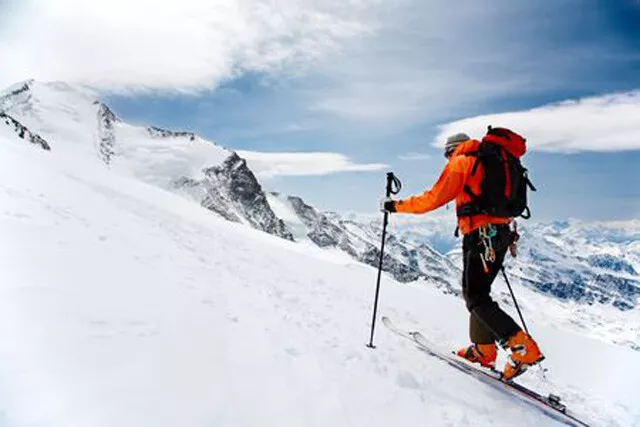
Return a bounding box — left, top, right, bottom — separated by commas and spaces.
462, 224, 521, 345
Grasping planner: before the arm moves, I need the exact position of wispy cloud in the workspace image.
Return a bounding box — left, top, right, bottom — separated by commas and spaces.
306, 1, 541, 123
0, 0, 372, 92
399, 152, 432, 161
434, 91, 640, 152
237, 151, 387, 178
307, 0, 640, 127
3, 0, 637, 132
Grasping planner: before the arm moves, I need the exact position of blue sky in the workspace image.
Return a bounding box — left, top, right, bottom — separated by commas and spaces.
3, 0, 640, 221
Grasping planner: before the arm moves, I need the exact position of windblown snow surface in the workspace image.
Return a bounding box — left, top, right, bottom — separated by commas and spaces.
1, 137, 638, 426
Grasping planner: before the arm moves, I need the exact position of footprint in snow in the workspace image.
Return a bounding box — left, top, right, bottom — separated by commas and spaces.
285, 347, 301, 356
395, 371, 421, 390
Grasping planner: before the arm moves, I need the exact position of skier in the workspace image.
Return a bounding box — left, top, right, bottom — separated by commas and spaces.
380, 130, 544, 380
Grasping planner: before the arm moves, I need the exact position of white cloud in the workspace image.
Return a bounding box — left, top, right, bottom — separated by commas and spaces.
0, 0, 372, 92
237, 151, 387, 178
399, 152, 432, 161
434, 91, 640, 153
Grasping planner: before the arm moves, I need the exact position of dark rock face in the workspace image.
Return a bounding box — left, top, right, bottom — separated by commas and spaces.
359, 223, 459, 292
147, 126, 196, 141
95, 102, 117, 164
586, 254, 637, 275
286, 196, 344, 248
0, 112, 51, 151
203, 154, 293, 241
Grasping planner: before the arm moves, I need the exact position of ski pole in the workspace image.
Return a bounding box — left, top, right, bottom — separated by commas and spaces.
500, 266, 529, 336
501, 266, 550, 380
367, 172, 401, 349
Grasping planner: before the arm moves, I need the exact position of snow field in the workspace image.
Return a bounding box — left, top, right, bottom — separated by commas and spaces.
0, 137, 638, 426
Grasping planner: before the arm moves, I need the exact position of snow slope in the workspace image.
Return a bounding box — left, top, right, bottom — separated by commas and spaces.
1, 126, 639, 426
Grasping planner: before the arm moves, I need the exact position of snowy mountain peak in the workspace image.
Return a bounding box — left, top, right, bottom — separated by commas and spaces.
1, 80, 98, 113
0, 112, 51, 151
0, 81, 104, 158
0, 80, 292, 240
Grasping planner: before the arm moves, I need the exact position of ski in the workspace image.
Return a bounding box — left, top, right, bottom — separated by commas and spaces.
381, 316, 590, 427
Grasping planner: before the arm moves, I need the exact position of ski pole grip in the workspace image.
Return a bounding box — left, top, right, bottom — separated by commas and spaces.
386, 172, 401, 197
385, 173, 395, 197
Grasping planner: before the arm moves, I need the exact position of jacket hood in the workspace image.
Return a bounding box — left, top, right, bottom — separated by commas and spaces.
451, 139, 480, 157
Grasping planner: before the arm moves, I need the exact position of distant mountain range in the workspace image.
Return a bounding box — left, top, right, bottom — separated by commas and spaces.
373, 216, 640, 311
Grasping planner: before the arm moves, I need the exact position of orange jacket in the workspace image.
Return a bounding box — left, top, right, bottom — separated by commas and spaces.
394, 139, 511, 235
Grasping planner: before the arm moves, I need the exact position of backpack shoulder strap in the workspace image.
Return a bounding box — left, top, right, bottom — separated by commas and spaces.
461, 150, 482, 176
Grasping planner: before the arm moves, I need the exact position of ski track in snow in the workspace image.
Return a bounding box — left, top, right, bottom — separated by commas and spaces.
0, 138, 639, 426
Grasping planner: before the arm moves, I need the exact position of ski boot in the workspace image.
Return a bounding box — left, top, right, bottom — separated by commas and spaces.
456, 343, 497, 369
503, 330, 545, 381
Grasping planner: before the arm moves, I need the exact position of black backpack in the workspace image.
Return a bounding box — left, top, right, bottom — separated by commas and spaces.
457, 127, 536, 219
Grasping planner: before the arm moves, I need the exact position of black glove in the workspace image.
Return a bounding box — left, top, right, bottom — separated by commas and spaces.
380, 197, 396, 213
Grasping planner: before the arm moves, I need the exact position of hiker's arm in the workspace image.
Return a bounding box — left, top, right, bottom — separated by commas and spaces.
395, 158, 467, 214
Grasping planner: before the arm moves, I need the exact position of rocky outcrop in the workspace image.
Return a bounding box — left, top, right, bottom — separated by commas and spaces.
0, 80, 33, 112
147, 126, 196, 141
274, 193, 459, 293
95, 102, 117, 164
0, 112, 50, 151
203, 154, 293, 241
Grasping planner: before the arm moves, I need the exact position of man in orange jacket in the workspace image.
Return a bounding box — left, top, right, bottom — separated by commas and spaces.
381, 132, 544, 380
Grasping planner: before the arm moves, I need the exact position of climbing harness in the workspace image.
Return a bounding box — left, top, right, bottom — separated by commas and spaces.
478, 224, 497, 273
509, 220, 520, 258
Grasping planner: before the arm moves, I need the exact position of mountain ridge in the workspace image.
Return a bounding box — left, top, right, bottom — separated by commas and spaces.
0, 79, 292, 240
2, 79, 637, 317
